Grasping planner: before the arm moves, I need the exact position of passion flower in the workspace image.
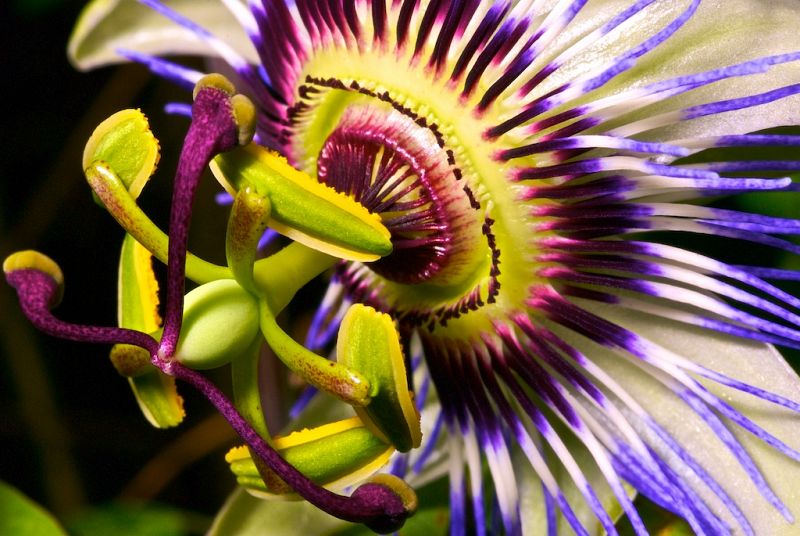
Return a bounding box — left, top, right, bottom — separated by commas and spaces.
10, 0, 799, 534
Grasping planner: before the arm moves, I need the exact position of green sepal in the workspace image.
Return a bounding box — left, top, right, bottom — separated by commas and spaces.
176, 279, 260, 370
211, 144, 392, 262
117, 234, 184, 428
225, 417, 393, 497
337, 304, 422, 453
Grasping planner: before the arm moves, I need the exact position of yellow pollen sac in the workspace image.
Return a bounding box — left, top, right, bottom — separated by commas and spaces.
336, 304, 422, 453
211, 144, 392, 262
82, 108, 159, 199
225, 416, 394, 497
117, 234, 184, 429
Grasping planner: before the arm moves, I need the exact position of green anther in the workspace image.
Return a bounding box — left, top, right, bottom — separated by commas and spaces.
337, 304, 422, 453
225, 417, 394, 497
117, 234, 184, 429
176, 279, 261, 370
211, 144, 392, 262
259, 300, 371, 407
226, 186, 271, 293
86, 162, 231, 284
109, 343, 151, 377
126, 368, 185, 429
83, 109, 159, 199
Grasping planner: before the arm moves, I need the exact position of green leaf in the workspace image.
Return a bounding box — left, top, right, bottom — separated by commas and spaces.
68, 0, 257, 70
0, 480, 66, 536
67, 502, 199, 536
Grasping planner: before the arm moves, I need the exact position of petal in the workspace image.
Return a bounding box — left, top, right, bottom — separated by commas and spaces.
516, 431, 632, 535
68, 0, 257, 70
559, 300, 800, 534
537, 0, 800, 139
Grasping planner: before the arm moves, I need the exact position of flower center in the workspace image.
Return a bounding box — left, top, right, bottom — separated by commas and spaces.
317, 104, 481, 286
284, 61, 539, 329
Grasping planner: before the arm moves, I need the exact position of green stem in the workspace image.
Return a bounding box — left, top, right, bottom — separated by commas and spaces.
85, 163, 230, 283
231, 338, 271, 441
253, 242, 338, 313
258, 300, 370, 407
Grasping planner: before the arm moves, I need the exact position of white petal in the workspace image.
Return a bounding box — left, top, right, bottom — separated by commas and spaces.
68, 0, 258, 70
535, 0, 800, 140
517, 430, 633, 536
555, 300, 800, 534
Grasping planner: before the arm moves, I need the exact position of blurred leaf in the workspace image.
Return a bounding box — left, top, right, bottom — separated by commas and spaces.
68, 502, 197, 536
208, 488, 349, 536
0, 480, 67, 536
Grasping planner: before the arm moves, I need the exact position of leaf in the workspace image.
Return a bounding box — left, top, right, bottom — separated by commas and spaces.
0, 480, 67, 536
67, 502, 197, 536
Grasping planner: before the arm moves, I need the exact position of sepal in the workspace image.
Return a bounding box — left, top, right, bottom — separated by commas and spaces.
67, 0, 257, 70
